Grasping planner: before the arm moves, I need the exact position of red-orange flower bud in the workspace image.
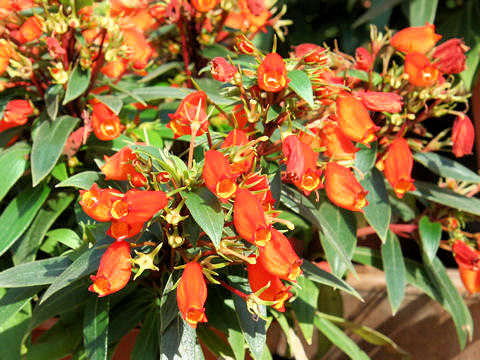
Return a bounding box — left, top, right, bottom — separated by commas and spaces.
383, 138, 415, 199
176, 262, 208, 328
167, 91, 209, 138
257, 53, 289, 93
294, 43, 326, 64
0, 99, 33, 132
79, 183, 122, 222
336, 94, 379, 146
433, 39, 468, 75
353, 91, 403, 113
319, 119, 358, 161
89, 240, 132, 297
354, 47, 373, 71
452, 114, 474, 158
258, 228, 302, 282
107, 220, 144, 241
248, 256, 292, 312
18, 16, 43, 44
110, 189, 168, 224
191, 0, 218, 12
452, 240, 480, 294
325, 162, 368, 212
234, 188, 271, 246
390, 23, 441, 54
203, 150, 238, 202
91, 102, 124, 141
101, 146, 139, 180
211, 57, 237, 82
404, 52, 439, 87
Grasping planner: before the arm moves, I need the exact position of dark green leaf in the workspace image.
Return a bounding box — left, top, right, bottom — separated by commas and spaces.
63, 65, 91, 104
0, 183, 50, 257
0, 286, 42, 328
132, 86, 191, 102
413, 152, 480, 183
287, 70, 314, 108
460, 42, 480, 91
318, 201, 356, 277
184, 188, 224, 249
355, 142, 377, 176
12, 192, 74, 264
412, 180, 480, 216
160, 315, 205, 360
266, 104, 281, 123
419, 216, 442, 261
197, 325, 235, 359
291, 276, 319, 344
314, 316, 370, 360
0, 257, 71, 287
0, 304, 31, 360
0, 141, 30, 202
83, 296, 109, 360
281, 187, 357, 276
301, 260, 362, 300
422, 254, 473, 349
409, 0, 438, 26
45, 84, 63, 120
361, 169, 391, 243
42, 228, 83, 253
131, 308, 160, 360
160, 271, 180, 333
381, 231, 406, 315
140, 62, 183, 83
93, 94, 123, 114
56, 171, 102, 190
51, 162, 68, 181
201, 44, 237, 59
31, 115, 80, 186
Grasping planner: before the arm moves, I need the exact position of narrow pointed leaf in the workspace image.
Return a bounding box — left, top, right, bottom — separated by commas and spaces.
63, 65, 91, 104
419, 216, 442, 261
131, 308, 160, 359
409, 0, 438, 26
291, 276, 319, 345
381, 231, 406, 315
0, 286, 42, 328
0, 142, 30, 203
287, 70, 314, 108
413, 152, 480, 183
83, 296, 109, 360
355, 142, 377, 176
160, 315, 205, 360
56, 171, 103, 190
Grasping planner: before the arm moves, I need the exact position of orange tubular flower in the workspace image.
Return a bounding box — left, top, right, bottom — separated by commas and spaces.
203, 150, 238, 203
110, 189, 168, 224
404, 52, 439, 87
452, 114, 474, 158
91, 102, 124, 141
221, 129, 254, 175
390, 23, 441, 54
167, 91, 209, 138
107, 220, 144, 241
452, 240, 480, 294
355, 47, 373, 71
257, 53, 289, 93
258, 228, 302, 282
0, 99, 33, 132
383, 138, 415, 199
353, 91, 403, 113
89, 240, 132, 297
121, 28, 153, 70
336, 94, 379, 146
79, 184, 122, 222
101, 146, 140, 181
18, 16, 43, 44
324, 162, 368, 212
433, 39, 468, 75
0, 40, 18, 76
191, 0, 218, 12
176, 262, 208, 328
319, 119, 358, 161
211, 57, 237, 82
244, 174, 275, 208
248, 256, 292, 312
234, 188, 271, 246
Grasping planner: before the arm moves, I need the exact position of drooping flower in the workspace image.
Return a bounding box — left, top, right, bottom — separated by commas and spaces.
107, 220, 144, 241
221, 129, 254, 175
91, 102, 124, 141
353, 91, 403, 113
110, 189, 168, 224
203, 150, 238, 203
0, 40, 18, 76
121, 28, 153, 70
294, 43, 326, 64
176, 262, 208, 328
211, 57, 237, 82
319, 119, 358, 161
390, 23, 441, 54
234, 188, 271, 246
257, 53, 289, 93
383, 138, 415, 199
79, 184, 122, 222
18, 16, 43, 44
452, 240, 480, 294
433, 39, 468, 75
101, 145, 143, 181
0, 99, 33, 132
404, 52, 439, 87
248, 256, 292, 312
244, 174, 275, 208
452, 114, 474, 158
167, 91, 209, 138
354, 47, 373, 71
324, 162, 368, 212
89, 240, 132, 297
258, 228, 302, 282
336, 94, 379, 146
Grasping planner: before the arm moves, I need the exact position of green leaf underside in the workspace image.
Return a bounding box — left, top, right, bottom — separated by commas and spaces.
419, 216, 442, 261
413, 152, 480, 183
381, 231, 406, 315
63, 65, 91, 105
291, 276, 319, 344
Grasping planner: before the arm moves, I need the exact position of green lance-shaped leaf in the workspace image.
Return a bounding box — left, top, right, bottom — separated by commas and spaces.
160, 315, 205, 360
31, 115, 79, 186
184, 188, 224, 249
56, 171, 103, 190
413, 152, 480, 183
0, 141, 30, 203
381, 231, 406, 315
419, 216, 442, 261
355, 142, 377, 176
45, 84, 63, 120
360, 168, 391, 243
291, 276, 319, 345
83, 296, 109, 360
409, 0, 438, 26
92, 94, 123, 114
0, 183, 50, 257
131, 307, 160, 360
197, 325, 235, 359
0, 286, 42, 329
0, 256, 72, 287
63, 64, 91, 105
287, 70, 315, 109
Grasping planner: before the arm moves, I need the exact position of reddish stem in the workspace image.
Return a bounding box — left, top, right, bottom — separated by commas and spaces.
177, 13, 192, 88
218, 279, 249, 300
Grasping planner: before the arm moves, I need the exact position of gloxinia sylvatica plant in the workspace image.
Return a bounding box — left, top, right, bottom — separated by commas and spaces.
0, 0, 479, 358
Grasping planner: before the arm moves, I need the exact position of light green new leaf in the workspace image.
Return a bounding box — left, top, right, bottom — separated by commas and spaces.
413, 152, 480, 183
419, 216, 442, 261
31, 115, 79, 186
0, 142, 30, 202
381, 231, 406, 315
409, 0, 438, 26
287, 70, 315, 108
83, 296, 109, 360
0, 183, 50, 257
63, 64, 91, 104
57, 171, 103, 190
